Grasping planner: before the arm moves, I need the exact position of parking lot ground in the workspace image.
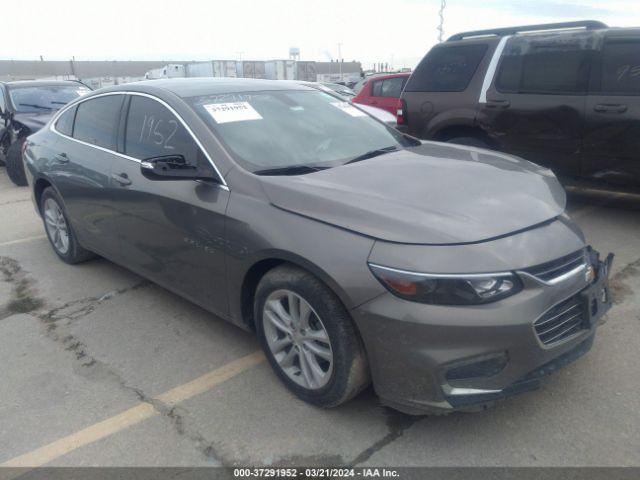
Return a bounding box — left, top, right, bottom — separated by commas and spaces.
0, 168, 639, 467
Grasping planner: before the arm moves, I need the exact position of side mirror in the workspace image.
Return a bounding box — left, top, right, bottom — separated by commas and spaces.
140, 155, 218, 182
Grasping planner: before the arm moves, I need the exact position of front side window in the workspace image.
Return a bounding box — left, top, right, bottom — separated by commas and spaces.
405, 44, 487, 92
55, 106, 76, 136
599, 38, 640, 95
497, 35, 594, 95
8, 85, 90, 113
73, 95, 124, 150
124, 96, 206, 166
187, 89, 415, 173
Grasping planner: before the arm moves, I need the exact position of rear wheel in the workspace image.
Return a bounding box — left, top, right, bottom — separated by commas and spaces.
255, 265, 370, 408
446, 136, 490, 149
40, 187, 95, 264
6, 139, 28, 186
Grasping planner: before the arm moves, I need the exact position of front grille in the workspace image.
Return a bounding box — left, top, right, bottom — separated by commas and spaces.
534, 293, 586, 345
524, 249, 586, 283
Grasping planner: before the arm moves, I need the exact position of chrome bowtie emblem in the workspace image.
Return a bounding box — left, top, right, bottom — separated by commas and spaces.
585, 265, 595, 284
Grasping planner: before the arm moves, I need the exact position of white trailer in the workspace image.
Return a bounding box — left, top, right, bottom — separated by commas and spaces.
186, 62, 214, 77
265, 60, 296, 80
236, 61, 267, 79
212, 60, 238, 78
145, 64, 185, 80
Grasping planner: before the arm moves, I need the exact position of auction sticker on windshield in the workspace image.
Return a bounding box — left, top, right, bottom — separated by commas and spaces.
331, 101, 367, 117
203, 102, 263, 124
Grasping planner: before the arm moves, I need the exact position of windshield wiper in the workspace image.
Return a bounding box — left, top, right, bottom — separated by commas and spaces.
344, 145, 399, 165
254, 164, 329, 176
18, 103, 53, 110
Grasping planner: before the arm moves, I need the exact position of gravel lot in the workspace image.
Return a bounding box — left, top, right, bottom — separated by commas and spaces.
1, 167, 639, 467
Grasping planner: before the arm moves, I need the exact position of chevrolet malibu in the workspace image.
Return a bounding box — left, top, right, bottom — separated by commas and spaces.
23, 79, 613, 414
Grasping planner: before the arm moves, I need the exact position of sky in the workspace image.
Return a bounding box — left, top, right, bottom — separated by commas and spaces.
2, 0, 638, 69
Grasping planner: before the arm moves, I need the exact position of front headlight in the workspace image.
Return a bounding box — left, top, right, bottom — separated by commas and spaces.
368, 264, 523, 305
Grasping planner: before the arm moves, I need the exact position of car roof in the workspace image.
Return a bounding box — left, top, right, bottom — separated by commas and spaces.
104, 77, 313, 98
2, 79, 84, 88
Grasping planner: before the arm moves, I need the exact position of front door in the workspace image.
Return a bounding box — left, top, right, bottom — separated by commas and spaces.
0, 86, 8, 158
583, 35, 640, 186
109, 94, 230, 317
479, 33, 593, 176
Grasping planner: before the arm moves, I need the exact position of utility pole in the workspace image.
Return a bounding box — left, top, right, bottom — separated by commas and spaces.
236, 51, 244, 62
337, 42, 343, 80
437, 0, 446, 43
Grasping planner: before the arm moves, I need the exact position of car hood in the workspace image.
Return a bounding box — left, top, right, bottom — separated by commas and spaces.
259, 142, 567, 245
13, 112, 55, 132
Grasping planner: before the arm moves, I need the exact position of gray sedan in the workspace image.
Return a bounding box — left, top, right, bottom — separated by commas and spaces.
23, 78, 613, 414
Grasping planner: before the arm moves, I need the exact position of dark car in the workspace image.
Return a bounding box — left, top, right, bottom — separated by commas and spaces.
399, 20, 640, 189
23, 79, 612, 414
0, 80, 90, 186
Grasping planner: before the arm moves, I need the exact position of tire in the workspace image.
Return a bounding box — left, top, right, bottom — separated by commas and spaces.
6, 139, 28, 186
255, 265, 370, 408
445, 136, 490, 149
40, 187, 95, 264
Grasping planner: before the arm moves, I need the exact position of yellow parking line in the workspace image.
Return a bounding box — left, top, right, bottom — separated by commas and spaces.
1, 351, 265, 467
0, 235, 47, 248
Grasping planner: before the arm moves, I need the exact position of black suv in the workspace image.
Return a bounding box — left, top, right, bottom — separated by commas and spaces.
399, 21, 640, 188
0, 80, 90, 186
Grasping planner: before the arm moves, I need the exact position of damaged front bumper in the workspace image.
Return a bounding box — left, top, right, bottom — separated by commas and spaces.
354, 249, 614, 415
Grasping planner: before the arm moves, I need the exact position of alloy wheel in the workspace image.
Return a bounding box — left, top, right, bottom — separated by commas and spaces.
262, 289, 334, 390
43, 198, 70, 255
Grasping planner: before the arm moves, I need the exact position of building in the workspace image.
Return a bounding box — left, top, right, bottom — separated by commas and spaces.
0, 59, 363, 87
0, 60, 187, 88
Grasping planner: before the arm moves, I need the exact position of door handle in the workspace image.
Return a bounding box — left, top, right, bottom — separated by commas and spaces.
594, 103, 627, 113
54, 152, 69, 163
111, 172, 132, 186
486, 99, 510, 108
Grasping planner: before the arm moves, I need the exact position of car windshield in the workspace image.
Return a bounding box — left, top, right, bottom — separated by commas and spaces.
187, 89, 414, 174
8, 85, 90, 113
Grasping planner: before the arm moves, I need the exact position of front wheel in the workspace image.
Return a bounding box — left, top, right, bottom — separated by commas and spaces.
255, 265, 370, 408
6, 139, 28, 186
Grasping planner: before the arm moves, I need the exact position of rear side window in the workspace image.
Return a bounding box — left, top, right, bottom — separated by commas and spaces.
372, 77, 407, 98
405, 44, 487, 92
124, 95, 205, 166
599, 38, 640, 95
497, 36, 593, 95
55, 106, 76, 136
73, 95, 124, 150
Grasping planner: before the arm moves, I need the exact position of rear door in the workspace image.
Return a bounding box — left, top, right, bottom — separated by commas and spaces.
479, 33, 594, 175
50, 94, 125, 258
108, 94, 230, 317
368, 76, 407, 114
583, 34, 640, 186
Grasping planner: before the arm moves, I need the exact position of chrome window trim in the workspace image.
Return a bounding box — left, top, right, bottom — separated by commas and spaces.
49, 90, 229, 190
368, 263, 514, 279
478, 35, 511, 104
